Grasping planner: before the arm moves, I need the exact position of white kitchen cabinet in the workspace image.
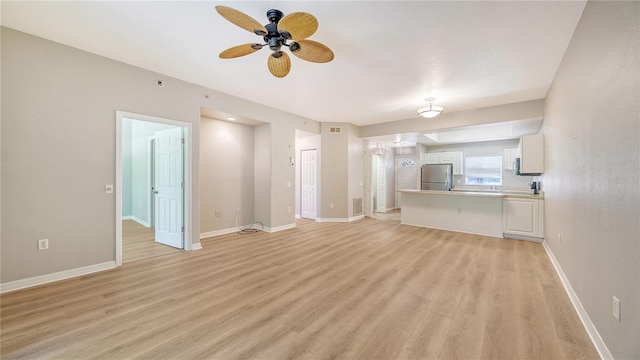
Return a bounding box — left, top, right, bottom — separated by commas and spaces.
448, 151, 464, 175
503, 197, 544, 240
425, 153, 441, 164
518, 134, 544, 174
424, 151, 463, 175
504, 148, 518, 171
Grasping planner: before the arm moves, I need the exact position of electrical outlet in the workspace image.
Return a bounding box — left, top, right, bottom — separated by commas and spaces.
287, 207, 291, 213
215, 211, 223, 217
612, 296, 621, 321
330, 203, 334, 209
38, 239, 49, 250
557, 233, 562, 243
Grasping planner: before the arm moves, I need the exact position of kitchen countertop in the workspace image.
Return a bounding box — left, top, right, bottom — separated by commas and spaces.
399, 189, 544, 199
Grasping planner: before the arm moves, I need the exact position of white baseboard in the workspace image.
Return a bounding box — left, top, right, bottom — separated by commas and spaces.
264, 223, 296, 233
0, 261, 117, 294
295, 214, 301, 219
200, 227, 239, 239
316, 217, 349, 223
542, 241, 612, 360
122, 215, 150, 228
191, 243, 202, 251
316, 215, 364, 223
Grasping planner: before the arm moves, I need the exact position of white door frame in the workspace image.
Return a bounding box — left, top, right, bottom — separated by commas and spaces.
115, 111, 193, 267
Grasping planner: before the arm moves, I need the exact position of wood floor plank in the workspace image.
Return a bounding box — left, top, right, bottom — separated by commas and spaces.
1, 218, 599, 360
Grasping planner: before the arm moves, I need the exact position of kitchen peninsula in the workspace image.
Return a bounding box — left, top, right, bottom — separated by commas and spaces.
399, 189, 544, 240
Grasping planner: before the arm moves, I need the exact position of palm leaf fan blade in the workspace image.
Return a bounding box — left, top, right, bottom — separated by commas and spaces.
292, 40, 334, 63
215, 5, 266, 34
267, 52, 291, 78
219, 43, 262, 59
278, 12, 318, 40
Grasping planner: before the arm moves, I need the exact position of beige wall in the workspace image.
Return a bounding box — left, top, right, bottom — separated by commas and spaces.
200, 117, 254, 233
347, 124, 365, 217
253, 124, 272, 227
320, 123, 349, 219
542, 2, 639, 358
1, 27, 317, 283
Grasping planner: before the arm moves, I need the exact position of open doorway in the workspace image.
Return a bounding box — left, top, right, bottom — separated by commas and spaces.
116, 111, 193, 266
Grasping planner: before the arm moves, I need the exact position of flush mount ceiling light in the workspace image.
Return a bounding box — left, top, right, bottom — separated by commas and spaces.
417, 97, 444, 118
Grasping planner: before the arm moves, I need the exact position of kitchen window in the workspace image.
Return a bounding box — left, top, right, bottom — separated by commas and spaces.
464, 155, 502, 185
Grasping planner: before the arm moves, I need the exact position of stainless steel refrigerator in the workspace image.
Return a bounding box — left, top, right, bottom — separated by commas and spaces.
421, 164, 453, 191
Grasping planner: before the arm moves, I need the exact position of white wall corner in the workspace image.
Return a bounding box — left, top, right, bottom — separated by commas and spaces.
542, 241, 613, 360
0, 261, 117, 294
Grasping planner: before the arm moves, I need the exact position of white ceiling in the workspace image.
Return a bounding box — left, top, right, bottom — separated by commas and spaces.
2, 1, 585, 129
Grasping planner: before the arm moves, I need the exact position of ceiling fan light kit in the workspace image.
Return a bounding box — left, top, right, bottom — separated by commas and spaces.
215, 5, 334, 78
417, 97, 444, 118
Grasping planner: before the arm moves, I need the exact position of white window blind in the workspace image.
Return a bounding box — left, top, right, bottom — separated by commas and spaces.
464, 155, 502, 185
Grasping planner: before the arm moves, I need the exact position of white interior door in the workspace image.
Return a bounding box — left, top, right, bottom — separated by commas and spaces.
301, 149, 317, 219
375, 154, 386, 212
154, 127, 184, 249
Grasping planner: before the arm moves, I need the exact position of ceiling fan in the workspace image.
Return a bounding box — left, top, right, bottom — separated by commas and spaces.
215, 5, 334, 78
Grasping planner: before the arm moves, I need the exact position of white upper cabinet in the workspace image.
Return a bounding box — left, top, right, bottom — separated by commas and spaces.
504, 148, 518, 171
425, 153, 441, 164
424, 151, 463, 175
518, 134, 544, 174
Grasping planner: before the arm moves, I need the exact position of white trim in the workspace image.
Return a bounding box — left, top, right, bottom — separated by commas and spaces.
503, 233, 543, 243
191, 243, 202, 251
316, 215, 364, 223
264, 223, 296, 233
122, 215, 150, 228
542, 241, 612, 360
116, 111, 193, 267
316, 214, 364, 222
316, 218, 350, 223
200, 227, 239, 239
0, 261, 116, 294
295, 214, 301, 219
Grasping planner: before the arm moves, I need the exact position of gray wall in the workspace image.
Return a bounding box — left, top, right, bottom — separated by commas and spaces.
200, 117, 254, 233
253, 124, 271, 227
1, 27, 317, 283
426, 139, 534, 188
542, 2, 639, 358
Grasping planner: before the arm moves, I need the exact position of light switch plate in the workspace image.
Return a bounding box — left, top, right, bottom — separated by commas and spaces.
105, 184, 114, 194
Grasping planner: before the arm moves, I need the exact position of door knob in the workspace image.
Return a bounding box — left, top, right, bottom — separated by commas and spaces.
153, 190, 159, 194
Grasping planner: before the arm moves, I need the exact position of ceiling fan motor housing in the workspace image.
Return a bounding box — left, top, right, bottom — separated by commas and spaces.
266, 9, 283, 23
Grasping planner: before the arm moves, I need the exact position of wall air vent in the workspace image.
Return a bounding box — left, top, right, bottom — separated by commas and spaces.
329, 126, 343, 134
353, 197, 363, 216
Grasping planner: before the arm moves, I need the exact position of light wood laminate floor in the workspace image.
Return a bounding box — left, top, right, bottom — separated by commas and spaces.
122, 220, 182, 263
1, 218, 598, 359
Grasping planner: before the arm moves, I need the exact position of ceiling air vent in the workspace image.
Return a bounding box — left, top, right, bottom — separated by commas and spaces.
329, 126, 343, 134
